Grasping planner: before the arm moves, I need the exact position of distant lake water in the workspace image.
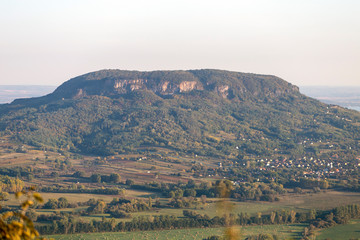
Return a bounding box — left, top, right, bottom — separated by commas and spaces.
299, 86, 360, 112
348, 106, 360, 112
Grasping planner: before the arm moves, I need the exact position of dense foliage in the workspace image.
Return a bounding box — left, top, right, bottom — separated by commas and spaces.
0, 175, 24, 193
0, 189, 44, 240
130, 179, 285, 201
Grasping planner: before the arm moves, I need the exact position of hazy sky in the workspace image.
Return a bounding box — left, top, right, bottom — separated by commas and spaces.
1, 0, 359, 86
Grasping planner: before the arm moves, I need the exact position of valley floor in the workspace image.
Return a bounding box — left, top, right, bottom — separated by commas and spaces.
46, 221, 360, 240
46, 224, 307, 240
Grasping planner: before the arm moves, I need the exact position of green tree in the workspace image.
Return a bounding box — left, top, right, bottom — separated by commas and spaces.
90, 174, 101, 183
109, 173, 121, 183
57, 197, 69, 209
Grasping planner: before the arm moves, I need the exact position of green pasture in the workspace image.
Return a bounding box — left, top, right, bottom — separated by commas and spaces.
47, 223, 307, 240
316, 220, 360, 240
115, 190, 360, 221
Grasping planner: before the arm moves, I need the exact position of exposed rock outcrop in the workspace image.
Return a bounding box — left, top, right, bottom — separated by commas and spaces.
179, 81, 199, 92
215, 85, 230, 98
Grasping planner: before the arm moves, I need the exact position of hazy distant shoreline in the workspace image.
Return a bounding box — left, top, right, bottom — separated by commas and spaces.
0, 85, 57, 104
349, 106, 360, 111
300, 86, 360, 111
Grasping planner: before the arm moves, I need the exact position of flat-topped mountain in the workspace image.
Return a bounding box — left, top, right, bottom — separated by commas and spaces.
1, 69, 359, 158
12, 69, 298, 105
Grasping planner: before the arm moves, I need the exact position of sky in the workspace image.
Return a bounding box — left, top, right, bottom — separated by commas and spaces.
1, 0, 359, 87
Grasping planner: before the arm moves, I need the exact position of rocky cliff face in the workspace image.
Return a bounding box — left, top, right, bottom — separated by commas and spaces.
105, 78, 203, 95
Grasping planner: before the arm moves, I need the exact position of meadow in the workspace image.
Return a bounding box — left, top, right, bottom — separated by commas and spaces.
6, 187, 360, 224
316, 219, 360, 240
47, 223, 307, 240
126, 190, 360, 222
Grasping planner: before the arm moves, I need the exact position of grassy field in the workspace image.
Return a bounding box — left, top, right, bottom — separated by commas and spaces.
316, 220, 360, 240
47, 223, 307, 240
6, 192, 118, 207
124, 190, 360, 221
5, 189, 159, 206
277, 191, 360, 212
4, 189, 360, 224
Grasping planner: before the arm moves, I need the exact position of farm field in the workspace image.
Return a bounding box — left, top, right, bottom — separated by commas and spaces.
0, 136, 212, 186
47, 223, 307, 240
316, 219, 360, 240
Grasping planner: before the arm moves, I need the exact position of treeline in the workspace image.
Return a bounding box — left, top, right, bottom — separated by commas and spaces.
105, 198, 152, 219
41, 197, 74, 209
37, 214, 216, 235
41, 197, 111, 210
312, 204, 360, 227
70, 171, 122, 184
285, 178, 329, 190
333, 178, 360, 192
302, 204, 360, 239
231, 182, 285, 201
0, 167, 35, 179
39, 197, 153, 219
204, 233, 279, 240
80, 198, 152, 217
89, 173, 121, 183
36, 204, 360, 235
129, 179, 285, 202
0, 175, 24, 193
39, 186, 124, 195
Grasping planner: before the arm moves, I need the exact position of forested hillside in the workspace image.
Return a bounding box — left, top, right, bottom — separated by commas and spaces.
0, 69, 359, 159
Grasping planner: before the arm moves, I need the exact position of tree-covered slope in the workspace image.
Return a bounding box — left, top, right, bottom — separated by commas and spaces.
0, 69, 359, 158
